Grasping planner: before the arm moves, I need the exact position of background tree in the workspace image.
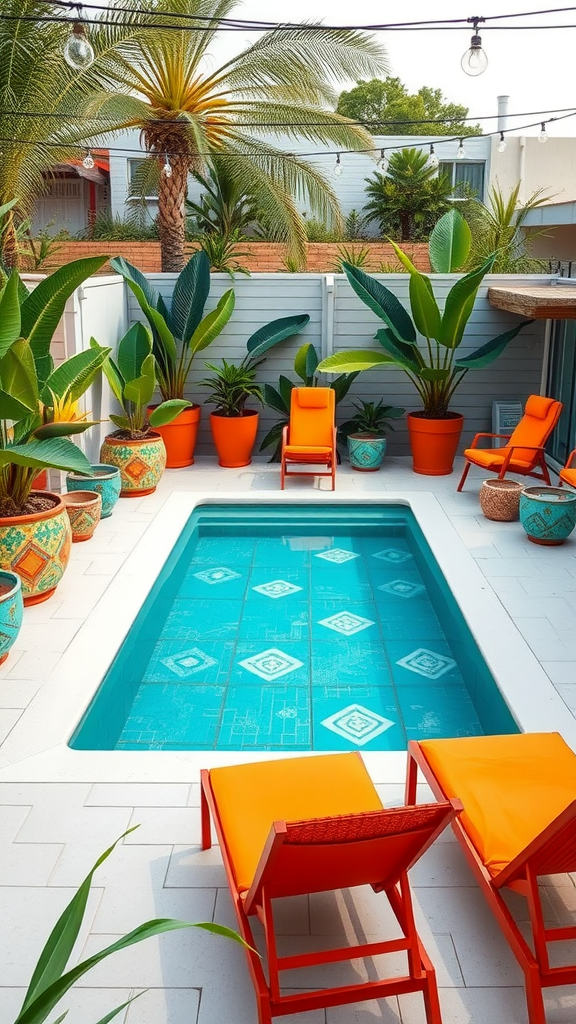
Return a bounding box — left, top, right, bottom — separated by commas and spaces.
185, 158, 265, 238
336, 77, 480, 136
462, 184, 554, 272
363, 147, 454, 241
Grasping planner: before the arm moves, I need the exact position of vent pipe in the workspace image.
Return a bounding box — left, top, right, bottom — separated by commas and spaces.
497, 95, 509, 132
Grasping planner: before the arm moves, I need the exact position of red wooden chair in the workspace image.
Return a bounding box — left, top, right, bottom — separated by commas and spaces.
201, 751, 460, 1024
405, 733, 576, 1024
559, 449, 576, 489
457, 395, 563, 491
281, 387, 336, 489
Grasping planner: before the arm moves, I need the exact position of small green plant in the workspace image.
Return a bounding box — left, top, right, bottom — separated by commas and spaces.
339, 398, 405, 441
82, 210, 160, 242
330, 244, 372, 273
280, 253, 302, 273
193, 231, 252, 277
200, 358, 264, 416
303, 216, 339, 243
344, 209, 369, 240
11, 828, 245, 1024
378, 260, 406, 273
96, 323, 189, 438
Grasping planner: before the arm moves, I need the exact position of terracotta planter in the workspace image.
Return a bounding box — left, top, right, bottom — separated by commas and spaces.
61, 490, 102, 542
0, 570, 23, 665
147, 405, 200, 468
407, 412, 464, 476
32, 469, 48, 490
209, 410, 259, 468
100, 432, 166, 497
66, 464, 121, 518
347, 434, 387, 471
0, 493, 72, 605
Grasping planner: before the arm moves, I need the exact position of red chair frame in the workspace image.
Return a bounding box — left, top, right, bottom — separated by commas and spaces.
405, 740, 576, 1024
559, 449, 576, 487
201, 768, 460, 1023
457, 433, 553, 492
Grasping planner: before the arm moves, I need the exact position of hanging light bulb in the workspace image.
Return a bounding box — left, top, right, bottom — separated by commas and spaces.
333, 153, 343, 178
461, 17, 488, 77
428, 144, 439, 169
82, 149, 94, 170
497, 132, 507, 153
538, 122, 548, 144
456, 138, 466, 160
377, 148, 388, 171
63, 7, 95, 70
162, 153, 172, 178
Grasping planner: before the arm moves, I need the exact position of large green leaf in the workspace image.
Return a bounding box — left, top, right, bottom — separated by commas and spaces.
429, 209, 472, 273
41, 346, 111, 405
93, 992, 145, 1024
171, 250, 211, 343
246, 314, 310, 358
116, 323, 152, 384
0, 338, 38, 414
109, 257, 158, 311
455, 320, 535, 369
0, 198, 17, 221
437, 256, 495, 349
0, 437, 92, 474
375, 329, 423, 374
294, 342, 318, 384
33, 422, 97, 439
330, 371, 360, 402
120, 278, 177, 368
420, 367, 451, 381
318, 350, 394, 373
343, 263, 416, 343
149, 399, 191, 427
0, 270, 22, 358
0, 389, 34, 421
278, 375, 295, 410
124, 352, 155, 409
386, 241, 441, 340
189, 289, 235, 355
20, 257, 109, 366
263, 382, 289, 415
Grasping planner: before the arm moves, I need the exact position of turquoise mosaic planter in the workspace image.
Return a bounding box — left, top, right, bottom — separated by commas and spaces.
66, 464, 121, 518
0, 570, 23, 665
347, 434, 387, 472
519, 486, 576, 546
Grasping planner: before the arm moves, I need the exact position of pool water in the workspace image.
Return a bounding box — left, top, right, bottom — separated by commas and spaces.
71, 504, 518, 751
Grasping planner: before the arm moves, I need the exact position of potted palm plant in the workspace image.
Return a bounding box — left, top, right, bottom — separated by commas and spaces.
110, 251, 235, 467
98, 324, 189, 495
339, 399, 405, 471
200, 358, 264, 467
318, 210, 535, 475
0, 257, 111, 604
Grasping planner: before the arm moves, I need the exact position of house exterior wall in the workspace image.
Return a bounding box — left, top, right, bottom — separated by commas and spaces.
489, 136, 576, 205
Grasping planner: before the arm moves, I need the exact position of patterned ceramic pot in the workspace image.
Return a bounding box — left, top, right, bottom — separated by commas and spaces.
347, 434, 387, 472
66, 464, 121, 518
61, 490, 102, 542
0, 493, 72, 605
519, 486, 576, 545
0, 570, 23, 665
100, 432, 166, 497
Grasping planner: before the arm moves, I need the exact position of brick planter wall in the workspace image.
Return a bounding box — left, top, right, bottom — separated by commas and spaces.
31, 240, 430, 274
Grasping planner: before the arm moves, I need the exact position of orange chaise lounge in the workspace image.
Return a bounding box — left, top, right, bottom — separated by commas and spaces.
281, 386, 337, 489
559, 449, 576, 488
457, 395, 562, 492
406, 733, 576, 1024
201, 751, 460, 1023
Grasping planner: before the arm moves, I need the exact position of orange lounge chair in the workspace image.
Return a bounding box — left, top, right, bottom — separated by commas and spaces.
457, 395, 563, 492
559, 449, 576, 489
201, 751, 460, 1023
281, 387, 336, 489
405, 733, 576, 1024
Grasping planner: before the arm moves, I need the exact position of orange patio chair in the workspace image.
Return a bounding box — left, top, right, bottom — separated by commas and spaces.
405, 733, 576, 1024
201, 751, 460, 1024
457, 395, 563, 491
281, 387, 336, 489
559, 449, 576, 489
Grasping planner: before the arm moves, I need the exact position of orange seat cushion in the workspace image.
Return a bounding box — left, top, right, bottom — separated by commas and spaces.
420, 733, 576, 878
560, 468, 576, 487
284, 445, 333, 457
209, 753, 383, 892
463, 449, 534, 471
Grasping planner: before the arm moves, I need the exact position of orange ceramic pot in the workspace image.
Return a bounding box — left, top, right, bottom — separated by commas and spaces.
147, 405, 201, 468
0, 493, 72, 605
209, 410, 259, 468
100, 432, 166, 497
32, 469, 48, 489
407, 412, 464, 476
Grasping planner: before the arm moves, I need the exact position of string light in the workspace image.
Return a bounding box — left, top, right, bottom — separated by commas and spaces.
497, 131, 507, 153
333, 152, 343, 177
538, 121, 548, 143
82, 149, 94, 169
63, 6, 95, 69
377, 148, 388, 171
428, 143, 439, 168
456, 139, 466, 159
162, 153, 172, 178
461, 16, 488, 76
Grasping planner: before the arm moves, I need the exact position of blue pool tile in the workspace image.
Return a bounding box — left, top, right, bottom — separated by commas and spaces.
177, 566, 248, 599
311, 639, 393, 689
229, 640, 310, 686
311, 601, 379, 642
161, 599, 242, 641
397, 684, 484, 740
312, 686, 405, 751
247, 568, 309, 599
142, 640, 234, 684
116, 684, 224, 748
386, 640, 465, 688
377, 604, 446, 642
238, 600, 309, 642
217, 685, 310, 749
187, 535, 257, 567
252, 537, 311, 569
310, 562, 373, 603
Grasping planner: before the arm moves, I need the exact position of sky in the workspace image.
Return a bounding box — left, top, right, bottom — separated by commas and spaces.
195, 0, 576, 138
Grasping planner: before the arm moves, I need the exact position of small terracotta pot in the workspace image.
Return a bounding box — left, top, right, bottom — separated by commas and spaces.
0, 570, 23, 666
479, 479, 524, 522
0, 492, 72, 605
210, 410, 259, 468
61, 490, 102, 542
147, 405, 201, 468
407, 412, 464, 476
100, 432, 166, 496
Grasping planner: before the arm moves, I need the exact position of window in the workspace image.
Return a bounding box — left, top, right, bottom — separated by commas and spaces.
127, 158, 158, 198
438, 161, 485, 200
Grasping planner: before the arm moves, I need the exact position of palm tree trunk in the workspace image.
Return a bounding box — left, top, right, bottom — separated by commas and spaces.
2, 211, 19, 269
157, 155, 188, 273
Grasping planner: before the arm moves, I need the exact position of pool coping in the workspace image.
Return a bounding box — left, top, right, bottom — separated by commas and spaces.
2, 488, 574, 782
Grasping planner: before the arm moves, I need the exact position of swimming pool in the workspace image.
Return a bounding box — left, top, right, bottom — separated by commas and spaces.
71, 503, 518, 752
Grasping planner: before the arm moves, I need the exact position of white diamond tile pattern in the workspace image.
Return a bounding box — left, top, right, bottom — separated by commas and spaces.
372, 548, 413, 563
238, 648, 304, 681
252, 580, 303, 599
315, 548, 360, 563
318, 611, 375, 636
192, 567, 241, 585
396, 647, 456, 680
160, 648, 217, 679
378, 579, 426, 599
321, 703, 395, 745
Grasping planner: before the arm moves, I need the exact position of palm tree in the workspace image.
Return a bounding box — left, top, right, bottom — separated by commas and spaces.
463, 183, 555, 272
88, 0, 388, 271
363, 147, 454, 242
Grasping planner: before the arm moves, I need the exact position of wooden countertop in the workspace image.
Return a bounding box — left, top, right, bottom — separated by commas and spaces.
488, 284, 576, 319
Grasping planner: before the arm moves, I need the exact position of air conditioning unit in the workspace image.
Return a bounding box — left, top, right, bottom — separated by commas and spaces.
491, 400, 523, 448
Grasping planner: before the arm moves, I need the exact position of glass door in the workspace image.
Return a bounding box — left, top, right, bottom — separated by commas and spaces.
546, 319, 576, 465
